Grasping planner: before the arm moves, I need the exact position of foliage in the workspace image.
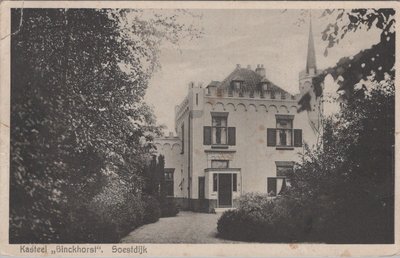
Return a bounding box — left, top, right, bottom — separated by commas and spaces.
10, 8, 199, 243
160, 198, 179, 217
293, 78, 394, 243
142, 195, 161, 224
218, 80, 394, 243
217, 193, 300, 242
143, 155, 179, 217
298, 9, 395, 111
143, 155, 165, 197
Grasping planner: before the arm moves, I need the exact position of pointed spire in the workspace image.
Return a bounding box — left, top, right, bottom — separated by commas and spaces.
306, 11, 317, 74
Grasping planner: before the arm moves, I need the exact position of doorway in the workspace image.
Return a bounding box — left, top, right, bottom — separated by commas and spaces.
218, 174, 232, 207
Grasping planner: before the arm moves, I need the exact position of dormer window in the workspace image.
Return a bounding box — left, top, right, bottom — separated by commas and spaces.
234, 81, 241, 91
229, 80, 243, 97
262, 82, 269, 91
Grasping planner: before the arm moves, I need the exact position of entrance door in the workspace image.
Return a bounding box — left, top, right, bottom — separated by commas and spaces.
218, 174, 232, 207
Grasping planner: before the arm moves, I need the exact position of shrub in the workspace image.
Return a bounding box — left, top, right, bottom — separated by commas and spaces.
71, 175, 148, 243
142, 195, 161, 224
160, 198, 179, 217
217, 193, 300, 242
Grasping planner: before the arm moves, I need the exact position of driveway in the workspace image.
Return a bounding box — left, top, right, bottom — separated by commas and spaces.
121, 211, 243, 243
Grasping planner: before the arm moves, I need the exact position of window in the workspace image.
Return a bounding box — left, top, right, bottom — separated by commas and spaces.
267, 177, 287, 197
276, 117, 293, 147
164, 169, 174, 197
276, 162, 294, 189
267, 115, 302, 148
270, 91, 275, 99
204, 113, 235, 146
211, 160, 229, 168
212, 115, 227, 145
228, 83, 234, 96
213, 174, 218, 192
229, 80, 243, 97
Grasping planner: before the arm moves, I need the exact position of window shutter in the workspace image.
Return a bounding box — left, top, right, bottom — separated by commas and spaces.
294, 129, 302, 147
228, 127, 236, 146
267, 128, 276, 146
232, 174, 237, 192
203, 126, 211, 145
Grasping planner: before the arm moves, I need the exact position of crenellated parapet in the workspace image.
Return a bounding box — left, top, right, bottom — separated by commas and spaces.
206, 86, 296, 101
204, 95, 298, 114
175, 96, 189, 126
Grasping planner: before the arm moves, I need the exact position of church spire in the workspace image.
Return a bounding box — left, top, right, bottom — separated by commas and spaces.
306, 12, 317, 74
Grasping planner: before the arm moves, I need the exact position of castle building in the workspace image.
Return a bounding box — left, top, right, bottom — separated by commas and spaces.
154, 22, 322, 212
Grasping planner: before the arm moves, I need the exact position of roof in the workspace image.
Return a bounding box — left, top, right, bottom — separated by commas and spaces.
207, 81, 220, 87
306, 18, 317, 73
217, 67, 291, 95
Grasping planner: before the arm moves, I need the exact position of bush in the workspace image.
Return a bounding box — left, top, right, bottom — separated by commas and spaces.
87, 186, 146, 243
217, 193, 300, 242
160, 198, 179, 217
142, 195, 161, 224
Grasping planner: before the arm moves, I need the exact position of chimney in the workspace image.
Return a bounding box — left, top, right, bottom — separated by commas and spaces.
236, 64, 241, 69
255, 64, 266, 78
168, 132, 174, 137
247, 65, 251, 69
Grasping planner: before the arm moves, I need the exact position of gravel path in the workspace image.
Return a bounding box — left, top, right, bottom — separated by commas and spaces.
121, 211, 243, 243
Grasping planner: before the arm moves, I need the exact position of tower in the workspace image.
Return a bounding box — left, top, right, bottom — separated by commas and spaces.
299, 13, 323, 138
299, 15, 318, 95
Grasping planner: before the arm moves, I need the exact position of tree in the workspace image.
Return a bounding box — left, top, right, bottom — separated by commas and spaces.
290, 78, 394, 243
298, 9, 395, 110
143, 154, 165, 197
290, 9, 395, 243
10, 8, 199, 243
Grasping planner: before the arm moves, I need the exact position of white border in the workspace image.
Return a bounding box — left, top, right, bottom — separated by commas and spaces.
0, 1, 399, 256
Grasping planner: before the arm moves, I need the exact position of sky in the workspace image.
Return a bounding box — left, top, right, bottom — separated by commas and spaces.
143, 9, 381, 134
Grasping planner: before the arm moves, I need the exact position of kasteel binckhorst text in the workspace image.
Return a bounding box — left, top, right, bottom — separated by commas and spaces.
19, 245, 103, 254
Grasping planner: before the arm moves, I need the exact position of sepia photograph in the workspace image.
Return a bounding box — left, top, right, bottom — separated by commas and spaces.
0, 1, 397, 255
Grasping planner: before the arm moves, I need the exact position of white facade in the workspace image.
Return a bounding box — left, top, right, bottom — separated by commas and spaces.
155, 25, 321, 211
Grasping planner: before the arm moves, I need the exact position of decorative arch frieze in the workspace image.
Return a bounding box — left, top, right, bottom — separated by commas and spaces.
214, 102, 225, 111
226, 103, 236, 111
171, 143, 181, 151
154, 143, 162, 150
248, 104, 257, 112
162, 143, 171, 150
236, 103, 247, 112
290, 105, 298, 114
279, 105, 289, 114
258, 104, 268, 112
268, 105, 278, 113
205, 102, 213, 111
